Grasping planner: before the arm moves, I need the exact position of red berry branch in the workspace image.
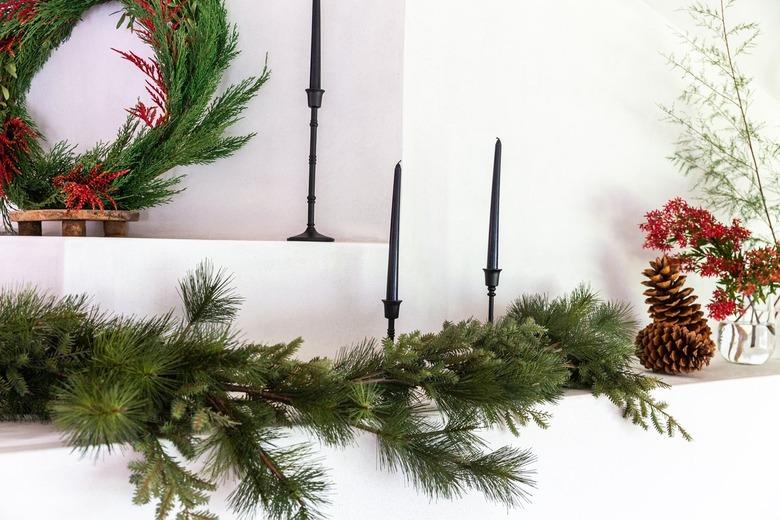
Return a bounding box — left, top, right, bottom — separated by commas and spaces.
113, 49, 168, 128
52, 164, 129, 211
0, 116, 35, 196
0, 0, 37, 23
641, 198, 780, 320
113, 1, 188, 128
130, 0, 186, 46
0, 34, 20, 56
641, 198, 751, 253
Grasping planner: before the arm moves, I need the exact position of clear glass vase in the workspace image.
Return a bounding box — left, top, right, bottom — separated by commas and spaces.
717, 300, 777, 365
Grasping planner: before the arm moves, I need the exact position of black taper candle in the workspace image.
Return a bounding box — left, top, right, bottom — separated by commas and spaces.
288, 0, 333, 242
484, 138, 502, 323
487, 138, 501, 269
309, 0, 321, 90
383, 162, 403, 340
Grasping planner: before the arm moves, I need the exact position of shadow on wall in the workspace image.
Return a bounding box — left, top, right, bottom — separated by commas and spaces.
591, 186, 652, 306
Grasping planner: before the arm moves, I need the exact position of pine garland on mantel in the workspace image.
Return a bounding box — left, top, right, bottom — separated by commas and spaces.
0, 264, 686, 519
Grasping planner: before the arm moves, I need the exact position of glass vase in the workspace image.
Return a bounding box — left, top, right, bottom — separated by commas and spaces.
717, 300, 777, 365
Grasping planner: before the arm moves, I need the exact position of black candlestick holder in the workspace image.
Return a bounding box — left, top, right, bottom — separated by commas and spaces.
383, 299, 402, 341
288, 88, 334, 242
483, 268, 501, 323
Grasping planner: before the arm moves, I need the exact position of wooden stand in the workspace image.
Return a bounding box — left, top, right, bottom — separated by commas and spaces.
10, 210, 140, 237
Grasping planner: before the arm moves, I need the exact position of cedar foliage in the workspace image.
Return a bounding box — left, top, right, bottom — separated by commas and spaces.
507, 286, 692, 440
1, 0, 269, 217
0, 262, 570, 520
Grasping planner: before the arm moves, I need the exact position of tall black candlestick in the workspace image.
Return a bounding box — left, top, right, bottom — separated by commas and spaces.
484, 138, 502, 323
289, 0, 333, 242
383, 162, 403, 340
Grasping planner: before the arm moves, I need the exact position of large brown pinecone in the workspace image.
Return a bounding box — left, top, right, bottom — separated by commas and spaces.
642, 256, 709, 336
636, 322, 715, 375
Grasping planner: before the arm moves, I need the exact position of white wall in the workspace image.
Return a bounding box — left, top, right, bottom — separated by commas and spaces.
7, 0, 780, 345
400, 0, 780, 335
24, 0, 405, 242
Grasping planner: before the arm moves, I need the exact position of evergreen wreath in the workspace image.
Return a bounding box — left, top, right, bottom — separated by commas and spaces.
0, 263, 687, 520
0, 0, 269, 229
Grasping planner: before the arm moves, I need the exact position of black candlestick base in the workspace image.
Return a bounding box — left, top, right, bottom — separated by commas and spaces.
288, 226, 334, 242
483, 268, 502, 323
383, 299, 402, 340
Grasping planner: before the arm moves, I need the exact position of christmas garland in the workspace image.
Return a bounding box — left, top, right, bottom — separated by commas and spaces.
0, 0, 269, 229
0, 263, 687, 520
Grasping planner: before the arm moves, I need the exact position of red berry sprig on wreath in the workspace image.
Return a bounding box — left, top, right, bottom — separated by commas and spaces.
0, 0, 269, 219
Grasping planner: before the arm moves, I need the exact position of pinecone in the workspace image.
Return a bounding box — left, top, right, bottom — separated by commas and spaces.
636, 322, 715, 375
641, 256, 709, 336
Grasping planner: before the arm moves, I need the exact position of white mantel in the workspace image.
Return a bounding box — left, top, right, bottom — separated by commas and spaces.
3, 237, 779, 519
1, 357, 778, 519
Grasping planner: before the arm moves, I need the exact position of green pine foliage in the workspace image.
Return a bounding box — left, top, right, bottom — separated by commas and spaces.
507, 286, 692, 441
0, 262, 570, 520
1, 0, 269, 217
0, 288, 103, 421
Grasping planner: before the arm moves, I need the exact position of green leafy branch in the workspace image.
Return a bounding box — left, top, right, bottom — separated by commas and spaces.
662, 0, 780, 244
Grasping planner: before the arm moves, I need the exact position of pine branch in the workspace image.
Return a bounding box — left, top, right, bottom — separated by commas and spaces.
178, 260, 242, 327
0, 264, 689, 520
129, 436, 216, 520
359, 409, 536, 507
507, 285, 690, 440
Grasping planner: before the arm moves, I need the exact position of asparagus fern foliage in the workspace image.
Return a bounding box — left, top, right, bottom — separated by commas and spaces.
662, 0, 779, 244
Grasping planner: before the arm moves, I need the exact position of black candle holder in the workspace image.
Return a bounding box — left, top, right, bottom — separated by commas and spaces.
483, 268, 501, 323
288, 88, 334, 242
383, 299, 402, 341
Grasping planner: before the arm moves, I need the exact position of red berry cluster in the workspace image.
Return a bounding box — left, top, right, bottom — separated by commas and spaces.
0, 0, 37, 23
0, 34, 21, 55
707, 289, 738, 321
0, 116, 35, 197
641, 198, 780, 321
52, 164, 129, 211
640, 198, 750, 252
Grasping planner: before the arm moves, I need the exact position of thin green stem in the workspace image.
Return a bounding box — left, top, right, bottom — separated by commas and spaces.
719, 0, 777, 244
